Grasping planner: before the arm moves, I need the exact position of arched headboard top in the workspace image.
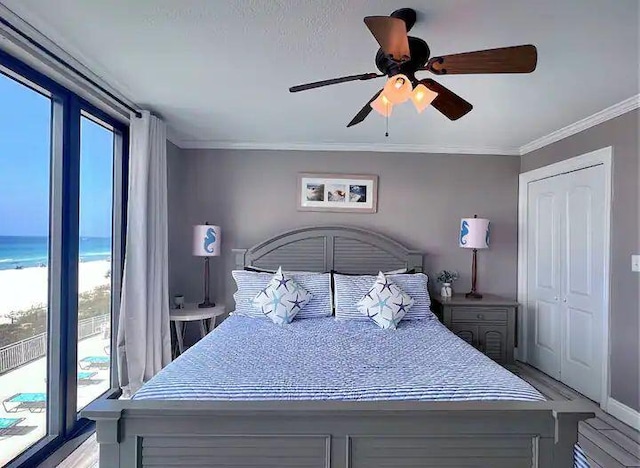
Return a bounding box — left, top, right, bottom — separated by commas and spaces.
232, 226, 423, 274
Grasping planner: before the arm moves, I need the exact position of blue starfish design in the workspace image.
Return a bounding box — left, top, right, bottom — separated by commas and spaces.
374, 293, 391, 314
281, 307, 297, 323
288, 294, 305, 312
366, 307, 378, 318
257, 286, 270, 298
364, 287, 376, 300
394, 298, 410, 314
269, 290, 284, 312
289, 281, 305, 295
380, 278, 393, 293
275, 275, 291, 291
386, 314, 403, 329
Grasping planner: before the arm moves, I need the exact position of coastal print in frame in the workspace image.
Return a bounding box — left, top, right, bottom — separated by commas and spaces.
297, 173, 378, 213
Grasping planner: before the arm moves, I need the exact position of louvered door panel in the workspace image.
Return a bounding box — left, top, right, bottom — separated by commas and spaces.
142, 435, 329, 467
479, 325, 507, 363
450, 324, 478, 348
349, 435, 535, 468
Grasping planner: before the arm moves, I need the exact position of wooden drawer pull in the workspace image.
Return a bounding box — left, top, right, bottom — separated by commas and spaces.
477, 313, 485, 319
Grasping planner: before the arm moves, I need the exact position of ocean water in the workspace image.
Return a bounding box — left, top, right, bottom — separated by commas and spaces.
0, 236, 111, 271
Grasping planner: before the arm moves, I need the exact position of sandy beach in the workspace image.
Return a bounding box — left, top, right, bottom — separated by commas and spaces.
0, 260, 111, 321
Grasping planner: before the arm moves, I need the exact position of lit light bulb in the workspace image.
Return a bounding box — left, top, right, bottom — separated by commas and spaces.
411, 84, 438, 113
383, 74, 413, 104
370, 93, 393, 117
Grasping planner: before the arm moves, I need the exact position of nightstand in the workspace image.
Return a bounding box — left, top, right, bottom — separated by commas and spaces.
170, 303, 226, 357
432, 294, 518, 365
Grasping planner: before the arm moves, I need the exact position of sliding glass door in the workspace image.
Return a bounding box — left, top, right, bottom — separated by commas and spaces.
0, 66, 53, 467
0, 49, 128, 467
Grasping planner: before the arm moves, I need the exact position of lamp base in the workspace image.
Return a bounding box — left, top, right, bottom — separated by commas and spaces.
198, 300, 216, 309
465, 291, 483, 299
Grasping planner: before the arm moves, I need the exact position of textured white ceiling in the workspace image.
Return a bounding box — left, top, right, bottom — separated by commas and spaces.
2, 0, 639, 153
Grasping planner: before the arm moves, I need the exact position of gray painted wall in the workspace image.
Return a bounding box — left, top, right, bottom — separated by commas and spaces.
521, 109, 640, 412
166, 108, 638, 413
167, 149, 521, 311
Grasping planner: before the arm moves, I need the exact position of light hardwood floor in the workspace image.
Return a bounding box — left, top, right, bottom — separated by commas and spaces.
514, 362, 640, 468
56, 434, 98, 468
57, 363, 640, 468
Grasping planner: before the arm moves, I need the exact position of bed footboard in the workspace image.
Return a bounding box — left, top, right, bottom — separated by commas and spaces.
83, 400, 593, 468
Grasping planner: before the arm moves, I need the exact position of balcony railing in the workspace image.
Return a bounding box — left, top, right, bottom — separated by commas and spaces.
0, 313, 109, 375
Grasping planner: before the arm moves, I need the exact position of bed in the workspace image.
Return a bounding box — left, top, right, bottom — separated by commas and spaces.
83, 225, 593, 467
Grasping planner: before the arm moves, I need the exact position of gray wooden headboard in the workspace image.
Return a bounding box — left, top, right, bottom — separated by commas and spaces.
232, 226, 423, 274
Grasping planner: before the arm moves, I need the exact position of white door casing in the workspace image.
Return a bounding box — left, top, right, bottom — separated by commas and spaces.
518, 147, 612, 409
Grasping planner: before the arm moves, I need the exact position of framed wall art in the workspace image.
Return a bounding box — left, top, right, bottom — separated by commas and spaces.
297, 173, 378, 213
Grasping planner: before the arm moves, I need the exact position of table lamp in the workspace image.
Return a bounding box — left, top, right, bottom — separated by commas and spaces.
459, 215, 490, 299
193, 223, 221, 308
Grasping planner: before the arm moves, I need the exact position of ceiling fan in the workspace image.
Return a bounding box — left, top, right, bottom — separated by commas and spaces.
289, 8, 537, 127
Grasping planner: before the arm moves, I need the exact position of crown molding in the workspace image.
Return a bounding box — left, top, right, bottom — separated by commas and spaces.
520, 94, 640, 155
174, 139, 521, 156
0, 3, 136, 122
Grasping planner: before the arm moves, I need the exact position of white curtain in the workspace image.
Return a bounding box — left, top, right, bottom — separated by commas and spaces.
117, 111, 171, 395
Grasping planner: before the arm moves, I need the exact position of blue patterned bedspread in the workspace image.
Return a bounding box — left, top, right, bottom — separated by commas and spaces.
134, 315, 543, 401
134, 315, 589, 467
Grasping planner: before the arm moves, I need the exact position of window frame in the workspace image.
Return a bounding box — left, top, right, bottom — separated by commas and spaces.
0, 47, 129, 468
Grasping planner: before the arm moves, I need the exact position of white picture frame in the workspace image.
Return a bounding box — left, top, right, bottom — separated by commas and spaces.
297, 173, 378, 213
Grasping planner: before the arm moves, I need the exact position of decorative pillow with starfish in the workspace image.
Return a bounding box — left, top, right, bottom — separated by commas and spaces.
252, 267, 313, 325
356, 272, 415, 330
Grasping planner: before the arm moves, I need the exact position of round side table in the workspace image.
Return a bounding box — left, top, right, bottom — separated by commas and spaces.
169, 303, 226, 357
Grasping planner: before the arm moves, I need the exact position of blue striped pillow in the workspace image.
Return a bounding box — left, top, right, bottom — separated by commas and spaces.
232, 270, 332, 319
334, 273, 433, 321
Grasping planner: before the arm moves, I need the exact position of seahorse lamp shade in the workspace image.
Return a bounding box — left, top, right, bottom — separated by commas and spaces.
193, 225, 221, 256
459, 218, 490, 249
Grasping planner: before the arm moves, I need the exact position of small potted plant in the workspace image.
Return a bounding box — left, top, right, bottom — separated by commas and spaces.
436, 270, 459, 298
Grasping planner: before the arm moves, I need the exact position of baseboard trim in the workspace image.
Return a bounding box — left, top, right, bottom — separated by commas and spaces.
606, 397, 640, 431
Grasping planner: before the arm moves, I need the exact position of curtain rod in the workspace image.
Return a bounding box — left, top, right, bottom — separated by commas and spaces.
0, 15, 142, 118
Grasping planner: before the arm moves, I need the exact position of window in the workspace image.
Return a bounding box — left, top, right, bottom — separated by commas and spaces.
0, 66, 52, 466
76, 115, 115, 411
0, 50, 128, 467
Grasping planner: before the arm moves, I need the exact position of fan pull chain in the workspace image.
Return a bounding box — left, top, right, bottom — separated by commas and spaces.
385, 101, 389, 137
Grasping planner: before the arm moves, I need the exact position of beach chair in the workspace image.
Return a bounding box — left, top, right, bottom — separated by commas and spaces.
0, 418, 36, 438
79, 356, 110, 370
77, 371, 99, 386
2, 393, 46, 413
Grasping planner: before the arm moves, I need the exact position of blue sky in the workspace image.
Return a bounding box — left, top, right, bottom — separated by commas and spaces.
0, 72, 113, 237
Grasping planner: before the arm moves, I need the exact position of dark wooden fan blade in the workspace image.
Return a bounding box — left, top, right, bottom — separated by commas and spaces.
289, 73, 381, 92
364, 16, 410, 62
421, 79, 473, 120
427, 45, 537, 75
347, 90, 383, 127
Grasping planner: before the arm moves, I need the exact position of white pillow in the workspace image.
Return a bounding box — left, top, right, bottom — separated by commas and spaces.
252, 267, 313, 325
356, 272, 414, 330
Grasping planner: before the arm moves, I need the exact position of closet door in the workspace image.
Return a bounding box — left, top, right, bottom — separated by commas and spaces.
526, 175, 563, 380
560, 165, 605, 402
526, 164, 606, 402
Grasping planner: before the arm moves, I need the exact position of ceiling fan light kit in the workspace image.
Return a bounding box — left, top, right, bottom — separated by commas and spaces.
370, 93, 393, 117
382, 74, 413, 104
411, 84, 438, 113
289, 7, 538, 128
